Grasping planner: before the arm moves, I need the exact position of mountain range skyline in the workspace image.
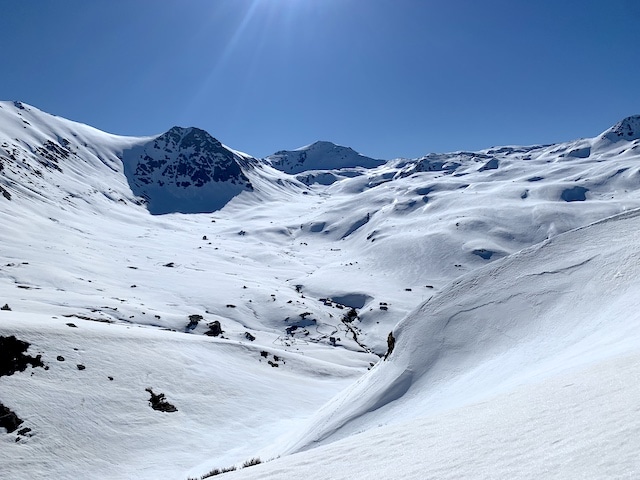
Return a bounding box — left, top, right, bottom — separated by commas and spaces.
3, 1, 640, 161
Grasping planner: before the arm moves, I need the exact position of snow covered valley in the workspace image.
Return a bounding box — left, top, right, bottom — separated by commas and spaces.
1, 101, 640, 479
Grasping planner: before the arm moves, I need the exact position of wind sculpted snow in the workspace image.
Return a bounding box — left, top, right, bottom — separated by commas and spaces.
1, 101, 640, 479
277, 209, 640, 460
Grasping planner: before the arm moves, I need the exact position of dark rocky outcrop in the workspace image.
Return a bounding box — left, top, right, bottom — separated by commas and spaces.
122, 127, 254, 214
0, 335, 45, 378
145, 388, 177, 413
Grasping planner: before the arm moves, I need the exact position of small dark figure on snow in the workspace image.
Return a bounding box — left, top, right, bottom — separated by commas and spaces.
384, 331, 395, 360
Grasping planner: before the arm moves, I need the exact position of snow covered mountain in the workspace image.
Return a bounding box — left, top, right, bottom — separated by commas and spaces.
266, 140, 384, 175
122, 126, 254, 214
599, 114, 640, 142
2, 101, 640, 479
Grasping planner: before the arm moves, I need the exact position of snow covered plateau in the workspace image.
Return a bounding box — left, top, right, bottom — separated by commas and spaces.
1, 100, 640, 479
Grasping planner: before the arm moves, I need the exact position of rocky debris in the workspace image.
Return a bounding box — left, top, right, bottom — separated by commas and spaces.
0, 335, 45, 377
204, 320, 223, 337
145, 388, 177, 413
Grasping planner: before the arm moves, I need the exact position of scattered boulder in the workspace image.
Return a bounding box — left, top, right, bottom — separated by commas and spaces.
185, 314, 202, 332
145, 388, 177, 412
0, 185, 11, 200
0, 403, 23, 433
343, 308, 358, 323
205, 320, 223, 337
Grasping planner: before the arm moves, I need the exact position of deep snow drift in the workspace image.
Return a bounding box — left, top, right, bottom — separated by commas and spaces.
1, 101, 640, 479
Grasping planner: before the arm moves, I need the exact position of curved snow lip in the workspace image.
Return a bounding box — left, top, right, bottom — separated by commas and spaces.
280, 207, 640, 454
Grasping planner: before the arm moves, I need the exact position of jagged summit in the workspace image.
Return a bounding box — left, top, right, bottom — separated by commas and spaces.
600, 115, 640, 142
163, 126, 224, 151
266, 140, 384, 174
121, 126, 253, 214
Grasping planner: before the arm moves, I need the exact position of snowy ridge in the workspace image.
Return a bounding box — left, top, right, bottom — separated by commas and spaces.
0, 101, 147, 212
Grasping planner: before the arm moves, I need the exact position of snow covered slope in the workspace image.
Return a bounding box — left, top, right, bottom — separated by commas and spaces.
281, 207, 640, 448
232, 208, 640, 480
221, 349, 640, 479
2, 101, 640, 479
599, 114, 640, 143
266, 141, 384, 175
0, 101, 146, 213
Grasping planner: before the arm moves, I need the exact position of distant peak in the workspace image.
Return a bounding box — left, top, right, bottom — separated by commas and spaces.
267, 140, 383, 175
166, 125, 207, 135
601, 115, 640, 142
164, 125, 218, 140
310, 140, 341, 147
304, 140, 354, 151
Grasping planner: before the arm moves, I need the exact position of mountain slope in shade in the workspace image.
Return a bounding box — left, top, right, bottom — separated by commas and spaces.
266, 141, 384, 175
122, 127, 254, 214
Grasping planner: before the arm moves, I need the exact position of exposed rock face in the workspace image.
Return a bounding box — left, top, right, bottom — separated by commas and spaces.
122, 127, 253, 214
0, 335, 45, 377
0, 403, 23, 433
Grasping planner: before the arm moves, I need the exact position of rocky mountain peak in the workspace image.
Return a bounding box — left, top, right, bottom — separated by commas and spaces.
121, 126, 253, 214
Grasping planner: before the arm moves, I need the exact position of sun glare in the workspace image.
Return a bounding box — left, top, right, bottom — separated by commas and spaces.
182, 0, 320, 121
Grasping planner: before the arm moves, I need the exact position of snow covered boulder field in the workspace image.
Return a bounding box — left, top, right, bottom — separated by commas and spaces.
1, 101, 640, 479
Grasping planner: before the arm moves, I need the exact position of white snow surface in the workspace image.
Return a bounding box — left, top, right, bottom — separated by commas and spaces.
265, 140, 384, 175
1, 101, 640, 479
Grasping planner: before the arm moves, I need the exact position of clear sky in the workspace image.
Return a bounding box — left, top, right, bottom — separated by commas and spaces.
2, 0, 639, 159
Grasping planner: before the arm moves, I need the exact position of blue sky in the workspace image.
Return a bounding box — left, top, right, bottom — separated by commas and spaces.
2, 0, 639, 159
